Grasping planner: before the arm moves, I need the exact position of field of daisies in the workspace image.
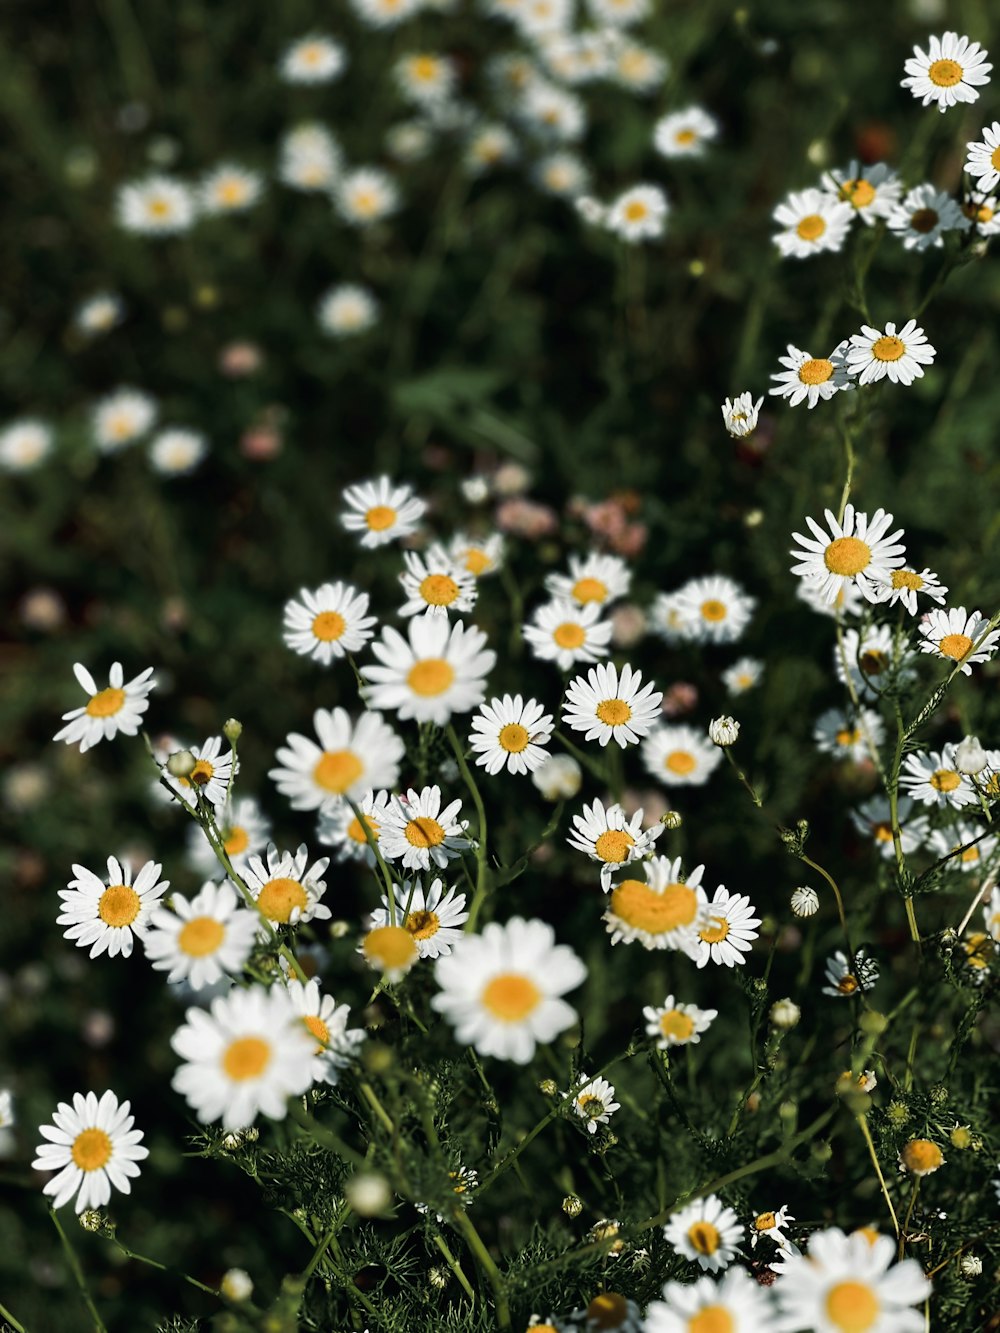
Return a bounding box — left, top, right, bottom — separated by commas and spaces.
4, 2, 1000, 1331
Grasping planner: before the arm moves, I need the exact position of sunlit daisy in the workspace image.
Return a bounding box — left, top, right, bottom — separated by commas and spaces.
186, 797, 271, 874
887, 183, 970, 251
92, 387, 158, 453
653, 107, 720, 158
721, 657, 763, 696
644, 995, 717, 1049
917, 605, 1000, 674
563, 662, 662, 749
770, 343, 852, 409
928, 823, 998, 873
604, 856, 709, 954
790, 505, 905, 604
149, 427, 207, 476
546, 553, 632, 608
53, 661, 156, 752
395, 52, 457, 104
241, 844, 332, 930
463, 123, 519, 175
823, 949, 880, 998
280, 35, 346, 84
446, 531, 505, 579
369, 878, 469, 958
0, 419, 53, 472
798, 576, 865, 619
379, 786, 473, 872
361, 614, 496, 724
649, 591, 696, 645
336, 167, 400, 227
162, 735, 235, 808
199, 164, 264, 215
523, 599, 614, 671
901, 31, 991, 113
58, 856, 168, 960
869, 566, 947, 615
74, 292, 125, 337
749, 1203, 796, 1253
693, 885, 761, 968
565, 1074, 620, 1135
282, 582, 376, 664
821, 160, 903, 223
142, 881, 258, 989
317, 788, 391, 865
850, 796, 929, 860
672, 575, 756, 645
285, 979, 365, 1086
843, 320, 936, 386
567, 797, 663, 889
270, 707, 404, 809
431, 917, 586, 1064
535, 151, 590, 197
965, 121, 1000, 194
605, 184, 669, 241
116, 175, 196, 235
642, 725, 723, 787
772, 188, 853, 259
645, 1268, 775, 1332
721, 391, 763, 438
468, 695, 553, 775
610, 38, 668, 92
664, 1195, 743, 1273
341, 476, 426, 548
900, 746, 978, 809
813, 707, 885, 762
278, 123, 343, 192
318, 284, 379, 337
399, 550, 478, 619
33, 1091, 148, 1213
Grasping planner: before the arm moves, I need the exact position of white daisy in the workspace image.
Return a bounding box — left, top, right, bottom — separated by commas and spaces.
964, 191, 1000, 236
532, 753, 583, 801
282, 582, 376, 663
566, 1074, 620, 1134
749, 1203, 796, 1253
74, 292, 125, 337
270, 708, 404, 809
664, 1195, 743, 1273
888, 183, 970, 251
798, 576, 865, 620
813, 708, 885, 762
563, 662, 662, 749
605, 184, 669, 241
604, 856, 709, 954
966, 121, 1000, 194
653, 107, 719, 159
92, 387, 157, 452
340, 476, 426, 548
917, 605, 1000, 675
58, 856, 168, 960
645, 1268, 774, 1332
162, 736, 235, 808
523, 599, 614, 671
823, 948, 880, 998
772, 188, 853, 259
464, 123, 519, 175
901, 31, 992, 113
53, 661, 156, 752
199, 164, 264, 215
350, 0, 420, 26
520, 80, 586, 143
770, 342, 853, 409
171, 985, 315, 1129
278, 123, 342, 192
241, 844, 332, 930
671, 575, 756, 645
928, 823, 998, 873
33, 1091, 148, 1213
336, 167, 400, 227
511, 0, 574, 39
820, 160, 903, 223
398, 550, 478, 619
869, 566, 947, 615
386, 118, 435, 163
644, 995, 717, 1049
721, 392, 763, 438
610, 38, 667, 92
431, 917, 586, 1064
280, 35, 346, 84
0, 419, 53, 472
395, 53, 457, 105
447, 532, 505, 579
843, 320, 937, 386
361, 614, 496, 725
694, 885, 761, 968
649, 590, 696, 645
833, 623, 915, 696
722, 657, 763, 695
537, 31, 612, 86
142, 881, 258, 989
468, 695, 553, 775
369, 878, 469, 958
545, 552, 632, 607
149, 428, 207, 476
567, 797, 663, 889
900, 746, 978, 810
317, 788, 391, 865
535, 151, 590, 197
186, 797, 271, 874
116, 175, 196, 235
642, 725, 723, 787
379, 786, 472, 871
285, 979, 365, 1086
850, 796, 929, 860
317, 284, 379, 337
790, 504, 906, 604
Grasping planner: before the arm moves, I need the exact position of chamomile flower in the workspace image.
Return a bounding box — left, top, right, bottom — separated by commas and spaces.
770, 343, 852, 409
772, 188, 853, 259
604, 856, 709, 954
563, 662, 662, 749
750, 1204, 795, 1253
361, 614, 496, 724
694, 885, 761, 968
53, 662, 156, 752
851, 796, 929, 860
773, 1226, 931, 1332
171, 985, 315, 1129
270, 708, 404, 809
350, 0, 420, 26
901, 31, 992, 113
567, 797, 663, 889
379, 786, 473, 871
649, 591, 695, 644
149, 428, 207, 476
161, 736, 234, 808
0, 419, 53, 472
399, 550, 478, 619
341, 476, 426, 548
317, 788, 391, 864
280, 35, 346, 84
927, 823, 998, 872
369, 879, 469, 958
721, 392, 763, 438
900, 746, 978, 809
142, 882, 258, 989
241, 844, 332, 929
336, 167, 400, 227
798, 576, 865, 619
917, 606, 1000, 674
532, 753, 583, 800
664, 1195, 743, 1273
790, 505, 906, 604
468, 695, 553, 775
186, 797, 271, 874
92, 387, 157, 452
963, 191, 1000, 235
58, 856, 168, 960
888, 184, 970, 251
285, 980, 365, 1086
653, 107, 720, 158
834, 623, 914, 696
821, 160, 902, 223
647, 1269, 774, 1331
869, 566, 947, 615
464, 123, 518, 174
575, 1294, 642, 1333
523, 599, 614, 671
965, 122, 1000, 194
813, 708, 885, 762
116, 175, 196, 235
535, 151, 590, 197
431, 917, 587, 1064
566, 1075, 620, 1134
610, 38, 667, 92
33, 1091, 148, 1213
642, 725, 723, 787
74, 292, 125, 337
672, 575, 756, 645
199, 164, 264, 215
644, 996, 717, 1049
843, 320, 936, 386
318, 284, 379, 337
823, 949, 880, 998
282, 582, 377, 663
722, 657, 763, 696
605, 184, 669, 241
447, 532, 505, 578
395, 53, 458, 105
546, 553, 632, 608
587, 0, 650, 24
279, 123, 342, 192
511, 0, 574, 39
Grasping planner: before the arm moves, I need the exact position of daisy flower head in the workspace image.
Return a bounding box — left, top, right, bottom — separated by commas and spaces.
116, 175, 196, 235
280, 35, 346, 84
74, 292, 125, 337
798, 576, 865, 620
279, 123, 342, 192
563, 662, 662, 749
361, 920, 421, 982
606, 184, 669, 241
369, 878, 469, 959
900, 746, 977, 809
547, 551, 632, 608
186, 797, 270, 874
694, 885, 761, 968
823, 948, 880, 998
773, 1226, 931, 1332
649, 591, 695, 645
535, 151, 590, 197
644, 995, 717, 1049
317, 787, 391, 864
199, 164, 263, 215
772, 188, 853, 259
532, 753, 583, 800
340, 476, 426, 548
566, 1074, 620, 1134
844, 320, 936, 387
749, 1203, 795, 1253
901, 31, 991, 112
834, 623, 914, 696
610, 37, 668, 92
790, 505, 906, 605
398, 549, 477, 619
162, 735, 234, 808
336, 167, 400, 227
171, 985, 315, 1129
92, 387, 157, 453
575, 1292, 642, 1333
270, 708, 403, 810
645, 1268, 776, 1332
0, 419, 53, 473
142, 881, 258, 989
286, 979, 365, 1086
869, 566, 947, 615
671, 574, 756, 645
523, 598, 613, 671
395, 52, 457, 105
511, 0, 574, 39
642, 724, 722, 787
282, 582, 377, 664
317, 284, 379, 337
821, 160, 903, 223
362, 614, 496, 725
385, 118, 435, 164
469, 694, 554, 775
431, 917, 586, 1064
722, 657, 763, 696
813, 707, 885, 763
965, 121, 1000, 194
567, 797, 663, 888
58, 856, 168, 960
463, 123, 519, 176
929, 823, 998, 872
888, 183, 970, 251
379, 786, 472, 872
149, 428, 207, 477
964, 190, 1000, 236
721, 391, 763, 438
54, 661, 156, 752
770, 342, 853, 409
350, 0, 420, 26
241, 843, 332, 931
33, 1091, 148, 1214
447, 531, 505, 579
520, 80, 586, 143
664, 1195, 743, 1273
604, 856, 709, 954
653, 106, 720, 159
851, 795, 929, 860
917, 606, 1000, 675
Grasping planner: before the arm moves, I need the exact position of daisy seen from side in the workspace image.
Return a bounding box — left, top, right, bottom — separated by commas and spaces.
750, 1204, 796, 1253
823, 949, 880, 998
161, 735, 234, 808
270, 707, 403, 810
721, 392, 763, 438
142, 881, 259, 989
447, 531, 505, 578
644, 996, 717, 1049
965, 121, 1000, 194
58, 856, 169, 960
368, 878, 469, 959
772, 188, 853, 259
770, 342, 853, 409
604, 856, 709, 954
282, 582, 377, 664
285, 979, 366, 1086
468, 694, 554, 775
850, 796, 929, 860
33, 1091, 148, 1213
722, 657, 764, 695
340, 476, 426, 548
664, 1195, 744, 1273
642, 724, 723, 787
361, 614, 496, 725
869, 566, 947, 615
917, 606, 1000, 674
901, 31, 991, 113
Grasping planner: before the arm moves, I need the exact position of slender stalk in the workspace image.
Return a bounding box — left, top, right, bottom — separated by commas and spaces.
447, 724, 491, 929
857, 1115, 900, 1237
451, 1210, 510, 1331
798, 852, 851, 950
433, 1233, 476, 1302
49, 1208, 108, 1333
0, 1299, 27, 1333
347, 795, 397, 925
288, 1101, 365, 1166
110, 1236, 220, 1296
899, 1179, 921, 1260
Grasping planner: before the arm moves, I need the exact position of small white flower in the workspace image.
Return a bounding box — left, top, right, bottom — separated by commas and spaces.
646, 1268, 773, 1332
58, 856, 169, 959
395, 52, 458, 105
694, 885, 761, 968
823, 949, 879, 998
901, 30, 992, 113
562, 662, 662, 749
851, 796, 929, 860
116, 176, 196, 235
750, 1203, 796, 1251
605, 184, 669, 241
280, 35, 346, 84
790, 886, 819, 917
74, 293, 125, 337
642, 725, 722, 787
531, 753, 582, 801
900, 746, 978, 810
954, 735, 989, 775
369, 878, 469, 959
379, 786, 473, 872
965, 121, 1000, 193
317, 788, 391, 864
842, 320, 937, 386
286, 979, 365, 1085
663, 1195, 743, 1272
653, 106, 719, 158
708, 716, 740, 747
721, 392, 762, 438
161, 735, 234, 809
772, 188, 853, 259
53, 662, 156, 752
33, 1090, 148, 1212
0, 419, 53, 472
398, 549, 478, 619
917, 605, 1000, 674
336, 167, 400, 227
567, 797, 663, 889
721, 657, 763, 696
282, 582, 377, 664
769, 998, 801, 1029
270, 708, 403, 808
820, 160, 902, 223
812, 707, 884, 763
469, 695, 554, 775
361, 614, 496, 725
199, 164, 264, 215
566, 1075, 620, 1134
340, 476, 426, 548
927, 822, 998, 873
672, 575, 756, 644
887, 183, 970, 251
92, 388, 157, 453
770, 343, 852, 409
545, 553, 632, 608
318, 284, 379, 337
279, 123, 342, 192
644, 995, 717, 1049
790, 504, 906, 605
868, 566, 947, 615
523, 599, 613, 671
605, 856, 710, 954
535, 151, 590, 197
149, 428, 207, 476
834, 623, 915, 696
143, 881, 258, 989
241, 844, 332, 931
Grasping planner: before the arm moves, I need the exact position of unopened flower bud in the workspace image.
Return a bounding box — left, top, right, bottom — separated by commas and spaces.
79, 1210, 106, 1233
661, 810, 683, 829
955, 736, 988, 775
770, 998, 801, 1030
345, 1171, 392, 1216
959, 1253, 982, 1277
538, 1078, 558, 1097
950, 1125, 973, 1150
221, 1268, 253, 1302
791, 886, 819, 917
562, 1194, 583, 1217
708, 716, 740, 747
886, 1099, 910, 1126
223, 718, 243, 744
328, 920, 350, 939
166, 749, 197, 778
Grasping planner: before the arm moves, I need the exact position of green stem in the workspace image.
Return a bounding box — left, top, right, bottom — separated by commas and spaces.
0, 1299, 28, 1333
857, 1115, 900, 1237
49, 1208, 107, 1333
433, 1233, 476, 1302
288, 1101, 365, 1166
451, 1210, 510, 1331
447, 725, 491, 929
347, 795, 398, 925
111, 1237, 220, 1296
899, 1178, 921, 1260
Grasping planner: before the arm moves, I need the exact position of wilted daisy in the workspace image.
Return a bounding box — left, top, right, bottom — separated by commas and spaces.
280, 35, 346, 84
468, 695, 553, 775
664, 1195, 743, 1273
431, 917, 586, 1064
336, 167, 400, 227
642, 725, 722, 787
53, 661, 156, 752
186, 797, 271, 874
116, 175, 196, 235
604, 856, 709, 954
282, 582, 376, 663
92, 387, 157, 452
566, 1075, 620, 1135
149, 428, 207, 476
722, 657, 763, 695
58, 856, 168, 960
790, 505, 905, 604
605, 184, 669, 241
843, 320, 936, 386
901, 31, 991, 113
286, 980, 365, 1086
823, 949, 880, 998
563, 663, 662, 749
395, 53, 457, 104
644, 996, 717, 1049
532, 753, 583, 800
199, 164, 264, 215
270, 707, 403, 809
653, 107, 719, 158
694, 885, 761, 968
888, 183, 970, 251
749, 1204, 795, 1253
350, 0, 420, 26
369, 879, 469, 958
721, 392, 763, 438
813, 708, 885, 762
74, 292, 125, 337
341, 476, 426, 548
241, 844, 332, 929
399, 550, 478, 619
278, 123, 342, 192
773, 1227, 931, 1331
171, 985, 315, 1129
0, 419, 53, 472
535, 151, 590, 197
772, 188, 853, 259
917, 606, 1000, 674
821, 160, 902, 223
672, 575, 756, 644
317, 284, 379, 337
610, 38, 668, 92
770, 342, 852, 409
901, 747, 978, 809
523, 599, 614, 671
851, 796, 929, 860
645, 1269, 775, 1332
567, 798, 663, 889
142, 882, 258, 989
362, 615, 496, 725
965, 121, 1000, 194
379, 786, 472, 871
928, 823, 998, 872
33, 1091, 148, 1214
317, 788, 391, 864
546, 552, 632, 607
870, 566, 947, 615
162, 736, 234, 808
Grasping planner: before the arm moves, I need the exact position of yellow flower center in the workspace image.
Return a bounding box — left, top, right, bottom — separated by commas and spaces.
910, 207, 939, 234
224, 826, 250, 857
992, 145, 1000, 172
593, 829, 634, 863
554, 621, 587, 649
689, 1308, 735, 1333
312, 610, 346, 642
464, 548, 492, 575
404, 909, 440, 940
675, 129, 697, 145
901, 1139, 943, 1173
420, 573, 460, 607
624, 201, 648, 222
754, 1211, 776, 1230
407, 658, 455, 697
98, 883, 141, 927
860, 649, 888, 676
798, 357, 834, 385
411, 56, 439, 81
257, 876, 308, 923
960, 846, 980, 863
72, 1128, 113, 1172
223, 1036, 272, 1081
498, 723, 530, 753
837, 974, 859, 995
660, 1009, 695, 1041
687, 1221, 720, 1255
405, 816, 446, 848
348, 815, 380, 845
665, 750, 696, 775
928, 57, 962, 87
874, 821, 894, 843
178, 916, 225, 957
364, 924, 418, 972
480, 972, 542, 1020
871, 335, 905, 362
365, 504, 397, 531
840, 178, 876, 208
825, 1280, 880, 1332
313, 749, 364, 794
701, 599, 728, 621
596, 698, 631, 727
301, 44, 323, 65
148, 198, 171, 218
937, 633, 973, 660
824, 536, 871, 576
964, 932, 991, 968
795, 214, 826, 240
930, 768, 961, 793
610, 879, 697, 934
586, 1293, 628, 1329
180, 759, 215, 790
572, 576, 609, 604
303, 1014, 330, 1050
976, 204, 994, 223
699, 915, 730, 944
891, 570, 924, 591
218, 179, 247, 205
352, 189, 379, 216
835, 727, 861, 747
86, 687, 126, 718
